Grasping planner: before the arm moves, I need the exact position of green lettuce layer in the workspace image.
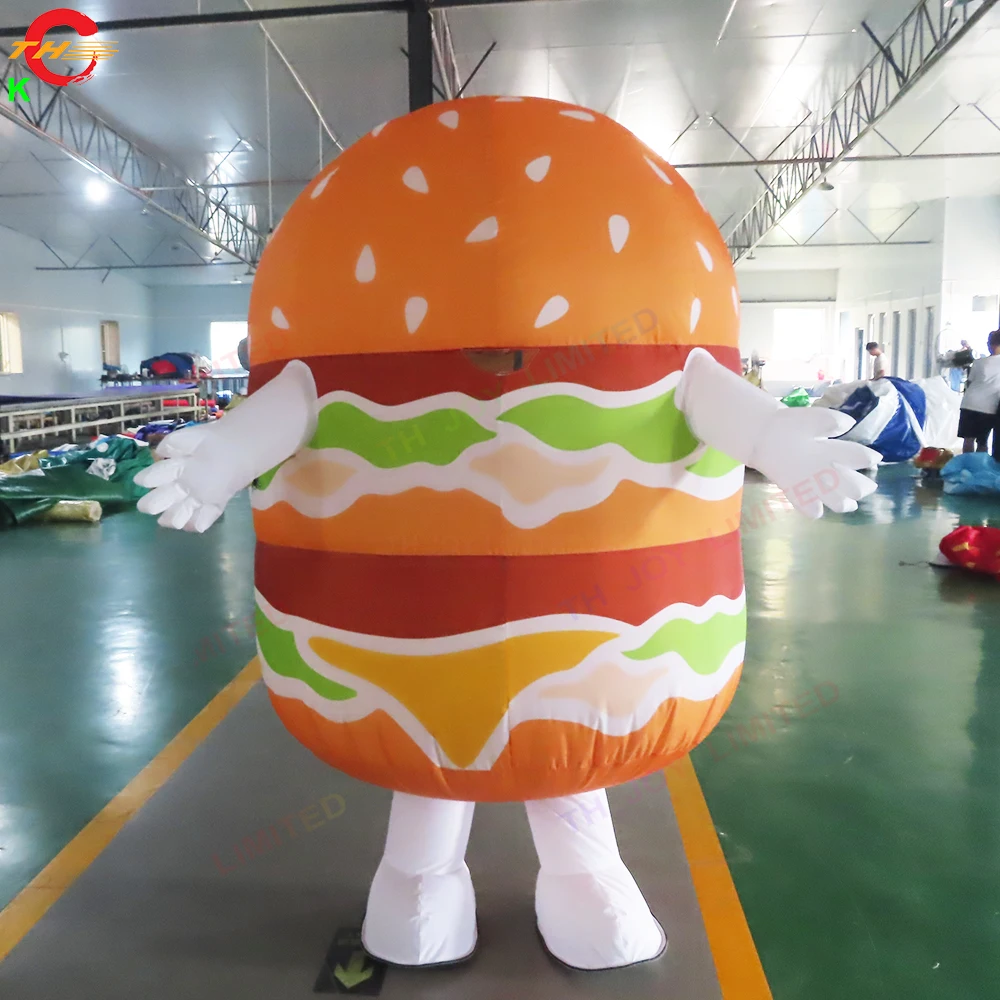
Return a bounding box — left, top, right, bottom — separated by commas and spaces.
685, 448, 741, 478
256, 608, 357, 701
253, 387, 711, 489
498, 390, 699, 464
309, 402, 495, 469
623, 607, 747, 674
255, 465, 281, 491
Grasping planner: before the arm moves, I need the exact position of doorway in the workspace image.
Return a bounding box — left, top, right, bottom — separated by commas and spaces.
925, 306, 937, 376
906, 309, 917, 380
100, 321, 121, 367
891, 311, 901, 376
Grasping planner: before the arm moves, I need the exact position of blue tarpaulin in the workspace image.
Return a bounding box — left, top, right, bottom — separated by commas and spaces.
816, 376, 961, 461
941, 453, 1000, 496
834, 379, 926, 462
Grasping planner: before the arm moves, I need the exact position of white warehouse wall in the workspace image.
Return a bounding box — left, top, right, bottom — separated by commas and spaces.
0, 226, 152, 397
736, 269, 838, 360
835, 228, 945, 382
941, 196, 1000, 353
737, 269, 839, 304
738, 227, 951, 392
735, 268, 838, 396
148, 283, 252, 361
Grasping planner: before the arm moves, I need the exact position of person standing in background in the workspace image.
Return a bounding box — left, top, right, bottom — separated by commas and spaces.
866, 342, 886, 379
958, 330, 1000, 454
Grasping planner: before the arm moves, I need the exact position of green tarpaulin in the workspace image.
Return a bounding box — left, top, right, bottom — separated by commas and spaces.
0, 439, 153, 529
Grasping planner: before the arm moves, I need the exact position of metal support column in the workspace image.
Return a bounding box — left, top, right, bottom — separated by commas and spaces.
408, 0, 435, 111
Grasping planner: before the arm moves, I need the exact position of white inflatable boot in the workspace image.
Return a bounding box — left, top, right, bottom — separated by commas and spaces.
362, 793, 477, 967
526, 790, 666, 970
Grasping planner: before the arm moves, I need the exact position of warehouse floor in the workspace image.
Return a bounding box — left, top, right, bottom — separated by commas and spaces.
1, 465, 999, 1000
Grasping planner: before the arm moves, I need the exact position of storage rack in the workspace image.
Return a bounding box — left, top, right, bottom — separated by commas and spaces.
0, 386, 202, 458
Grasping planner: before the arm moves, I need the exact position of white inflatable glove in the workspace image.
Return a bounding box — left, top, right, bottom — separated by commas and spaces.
676, 348, 879, 519
135, 359, 317, 532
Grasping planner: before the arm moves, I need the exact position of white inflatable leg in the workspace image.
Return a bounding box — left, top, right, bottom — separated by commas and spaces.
525, 790, 666, 970
362, 793, 477, 967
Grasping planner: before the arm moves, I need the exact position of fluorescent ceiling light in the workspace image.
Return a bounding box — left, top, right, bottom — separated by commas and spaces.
85, 179, 110, 203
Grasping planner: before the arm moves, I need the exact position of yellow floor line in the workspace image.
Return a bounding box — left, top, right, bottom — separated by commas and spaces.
1, 656, 768, 995
0, 658, 261, 965
665, 755, 773, 1000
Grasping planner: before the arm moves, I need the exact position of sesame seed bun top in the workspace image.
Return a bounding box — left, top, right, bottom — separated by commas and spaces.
249, 95, 739, 365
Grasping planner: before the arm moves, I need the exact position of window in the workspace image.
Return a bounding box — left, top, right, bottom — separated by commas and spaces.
209, 321, 249, 372
0, 312, 24, 375
768, 308, 827, 382
101, 320, 121, 367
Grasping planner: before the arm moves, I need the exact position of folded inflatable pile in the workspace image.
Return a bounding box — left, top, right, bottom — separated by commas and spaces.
135, 96, 879, 973
0, 436, 152, 528
139, 352, 211, 379
815, 376, 960, 463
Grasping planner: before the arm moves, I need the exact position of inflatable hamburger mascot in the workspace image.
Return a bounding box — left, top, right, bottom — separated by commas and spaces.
137, 96, 877, 971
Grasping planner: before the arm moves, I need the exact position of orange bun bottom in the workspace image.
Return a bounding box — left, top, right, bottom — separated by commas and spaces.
267, 666, 741, 802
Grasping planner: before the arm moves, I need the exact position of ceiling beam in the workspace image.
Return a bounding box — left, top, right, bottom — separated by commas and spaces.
4, 147, 964, 197
725, 0, 1000, 263
744, 241, 931, 249
0, 48, 265, 266
0, 4, 405, 36
35, 263, 245, 271
0, 0, 558, 37
8, 147, 1000, 198
675, 150, 1000, 168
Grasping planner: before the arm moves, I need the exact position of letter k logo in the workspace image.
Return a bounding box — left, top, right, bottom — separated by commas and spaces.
7, 77, 30, 103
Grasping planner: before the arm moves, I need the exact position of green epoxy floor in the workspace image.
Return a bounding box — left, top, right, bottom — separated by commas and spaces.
0, 497, 257, 910
693, 465, 1000, 1000
2, 467, 1000, 1000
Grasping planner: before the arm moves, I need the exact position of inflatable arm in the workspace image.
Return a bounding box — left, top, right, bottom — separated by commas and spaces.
135, 359, 317, 532
676, 348, 879, 518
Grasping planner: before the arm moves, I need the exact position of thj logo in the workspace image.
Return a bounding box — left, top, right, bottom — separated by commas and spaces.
7, 8, 118, 103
